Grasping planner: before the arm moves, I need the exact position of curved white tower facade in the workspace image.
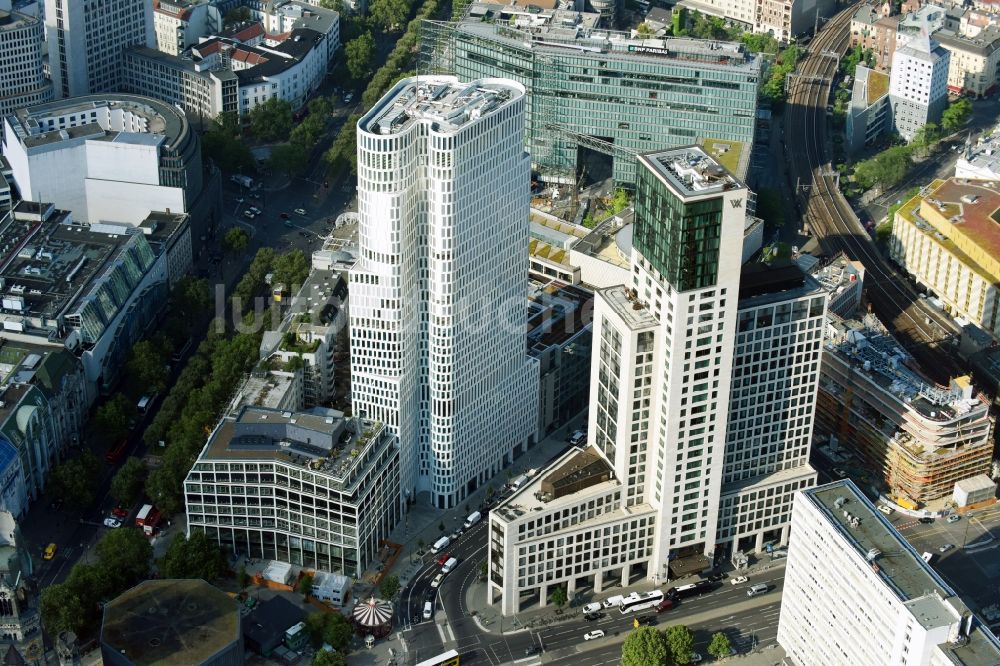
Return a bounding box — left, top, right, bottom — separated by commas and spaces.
352, 76, 539, 509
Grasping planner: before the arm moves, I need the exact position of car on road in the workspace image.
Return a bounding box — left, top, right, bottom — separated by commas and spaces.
939, 543, 955, 553
947, 514, 961, 523
833, 467, 847, 478
111, 504, 128, 518
635, 615, 656, 626
284, 221, 293, 228
435, 552, 451, 566
103, 518, 122, 528
280, 213, 290, 219
919, 517, 935, 524
430, 573, 445, 589
690, 654, 703, 663
43, 543, 56, 561
344, 92, 354, 104
567, 430, 586, 446
524, 645, 540, 656
878, 504, 894, 515
730, 576, 748, 585
294, 208, 307, 216
243, 210, 256, 219
249, 206, 261, 215
583, 630, 604, 641
584, 612, 605, 621
582, 602, 602, 614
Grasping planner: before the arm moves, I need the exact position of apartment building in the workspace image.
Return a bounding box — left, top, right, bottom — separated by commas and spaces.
889, 178, 1000, 339
716, 261, 826, 558
1, 94, 204, 227
888, 32, 950, 142
154, 0, 222, 55
847, 65, 891, 155
184, 407, 402, 577
778, 480, 1000, 665
815, 316, 994, 505
45, 0, 154, 98
489, 146, 748, 615
351, 76, 539, 510
0, 9, 52, 117
850, 4, 898, 71
420, 6, 762, 185
934, 28, 1000, 97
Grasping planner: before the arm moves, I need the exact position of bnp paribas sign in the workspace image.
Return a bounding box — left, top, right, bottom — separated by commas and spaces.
628, 44, 672, 57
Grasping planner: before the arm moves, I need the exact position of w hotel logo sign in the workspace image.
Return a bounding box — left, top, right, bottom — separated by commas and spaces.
730, 198, 743, 209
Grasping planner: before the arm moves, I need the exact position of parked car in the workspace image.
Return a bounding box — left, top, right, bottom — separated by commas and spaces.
583, 630, 605, 641
43, 543, 56, 560
103, 518, 122, 528
939, 543, 955, 553
111, 505, 129, 518
919, 517, 935, 524
344, 92, 354, 104
877, 504, 894, 515
947, 514, 961, 523
294, 208, 307, 215
567, 430, 586, 446
833, 468, 847, 478
243, 210, 256, 219
582, 602, 602, 614
730, 576, 748, 585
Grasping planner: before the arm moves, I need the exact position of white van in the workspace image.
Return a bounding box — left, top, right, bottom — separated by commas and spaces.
431, 536, 450, 554
423, 601, 433, 620
921, 552, 934, 564
463, 511, 482, 529
602, 594, 625, 609
747, 583, 768, 597
510, 475, 529, 491
442, 557, 459, 573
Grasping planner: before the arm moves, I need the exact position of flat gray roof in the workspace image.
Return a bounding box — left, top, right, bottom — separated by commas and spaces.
639, 146, 744, 199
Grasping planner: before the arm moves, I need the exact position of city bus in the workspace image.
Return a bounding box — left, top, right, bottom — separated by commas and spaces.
415, 650, 460, 666
619, 590, 665, 614
669, 580, 714, 600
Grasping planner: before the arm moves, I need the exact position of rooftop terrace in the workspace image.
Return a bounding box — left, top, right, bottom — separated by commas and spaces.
362, 77, 522, 136
641, 146, 744, 199
599, 284, 658, 330
527, 279, 593, 353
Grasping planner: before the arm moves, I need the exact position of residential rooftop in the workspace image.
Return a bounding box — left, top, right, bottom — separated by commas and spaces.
527, 279, 593, 354
361, 76, 523, 136
599, 284, 658, 330
266, 0, 340, 35
805, 481, 1000, 664
640, 146, 744, 199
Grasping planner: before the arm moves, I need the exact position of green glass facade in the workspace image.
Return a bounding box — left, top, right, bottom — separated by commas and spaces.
633, 167, 723, 292
420, 20, 761, 185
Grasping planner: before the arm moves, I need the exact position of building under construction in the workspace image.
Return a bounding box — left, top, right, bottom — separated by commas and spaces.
419, 2, 762, 186
815, 315, 995, 506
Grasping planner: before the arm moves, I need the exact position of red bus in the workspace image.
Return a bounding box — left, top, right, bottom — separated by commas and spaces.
105, 438, 129, 463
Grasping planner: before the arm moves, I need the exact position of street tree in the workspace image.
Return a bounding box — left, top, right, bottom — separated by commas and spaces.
224, 227, 250, 254
110, 457, 147, 506
345, 32, 376, 80
311, 651, 347, 666
96, 525, 153, 587
94, 393, 132, 442
269, 142, 309, 176
941, 98, 973, 133
127, 340, 169, 394
549, 586, 568, 608
201, 129, 256, 173
304, 612, 353, 651
853, 145, 912, 190
325, 113, 362, 174
49, 451, 101, 508
301, 574, 314, 599
162, 531, 228, 580
621, 626, 669, 666
379, 574, 400, 599
370, 0, 410, 31
912, 122, 940, 152
40, 583, 88, 635
272, 250, 311, 290
664, 625, 696, 666
249, 98, 294, 142
708, 632, 734, 660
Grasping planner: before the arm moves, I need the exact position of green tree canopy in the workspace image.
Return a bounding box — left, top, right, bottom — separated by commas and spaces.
664, 625, 695, 666
95, 393, 133, 442
370, 0, 410, 30
621, 626, 670, 666
249, 98, 294, 142
941, 98, 972, 133
311, 650, 347, 666
40, 582, 89, 636
127, 340, 169, 394
378, 574, 400, 599
304, 612, 353, 651
49, 450, 101, 508
269, 142, 309, 176
853, 144, 913, 190
345, 32, 376, 80
912, 122, 940, 151
162, 531, 229, 580
741, 32, 779, 54
272, 250, 311, 290
708, 632, 733, 660
96, 528, 153, 588
201, 121, 255, 173
301, 573, 314, 598
325, 113, 362, 175
110, 457, 147, 506
549, 586, 567, 608
224, 227, 250, 254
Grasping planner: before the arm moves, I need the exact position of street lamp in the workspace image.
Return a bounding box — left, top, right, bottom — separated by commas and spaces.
962, 512, 976, 548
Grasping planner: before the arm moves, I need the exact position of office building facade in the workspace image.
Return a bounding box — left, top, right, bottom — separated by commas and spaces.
0, 9, 52, 118
889, 32, 950, 142
420, 6, 761, 185
778, 480, 1000, 665
45, 0, 154, 98
351, 76, 539, 510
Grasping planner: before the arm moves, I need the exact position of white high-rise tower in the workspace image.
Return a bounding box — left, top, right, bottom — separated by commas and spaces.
351, 76, 539, 510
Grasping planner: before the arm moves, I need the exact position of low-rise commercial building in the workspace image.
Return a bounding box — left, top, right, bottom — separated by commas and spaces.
889, 178, 1000, 339
184, 407, 402, 577
778, 480, 1000, 666
815, 315, 994, 505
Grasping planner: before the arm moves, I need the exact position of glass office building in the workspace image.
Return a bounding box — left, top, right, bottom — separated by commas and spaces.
420, 7, 763, 185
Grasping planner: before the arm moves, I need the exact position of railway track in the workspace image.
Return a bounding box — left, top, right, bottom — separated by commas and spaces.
782, 5, 964, 383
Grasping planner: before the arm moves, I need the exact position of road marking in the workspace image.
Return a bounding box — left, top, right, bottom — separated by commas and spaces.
511, 658, 541, 664
436, 621, 447, 644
